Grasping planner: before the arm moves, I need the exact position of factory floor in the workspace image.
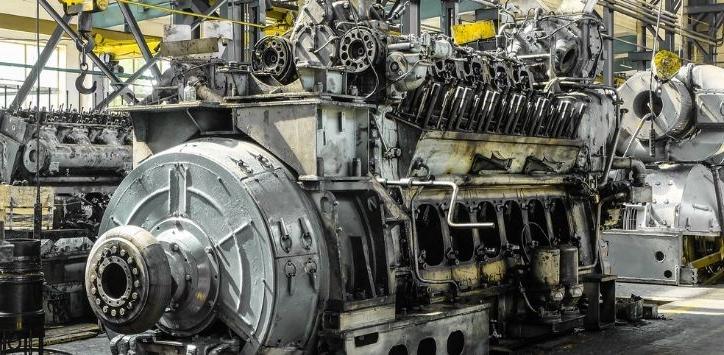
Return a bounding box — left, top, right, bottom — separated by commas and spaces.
518, 283, 724, 354
47, 283, 724, 354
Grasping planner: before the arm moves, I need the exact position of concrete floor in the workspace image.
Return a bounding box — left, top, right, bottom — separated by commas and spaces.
45, 283, 724, 354
520, 283, 724, 354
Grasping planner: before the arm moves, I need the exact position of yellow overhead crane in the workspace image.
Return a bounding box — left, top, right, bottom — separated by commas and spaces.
85, 0, 296, 60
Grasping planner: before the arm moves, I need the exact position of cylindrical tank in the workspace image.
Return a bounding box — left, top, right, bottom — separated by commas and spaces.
531, 247, 560, 287
559, 245, 579, 287
0, 239, 44, 337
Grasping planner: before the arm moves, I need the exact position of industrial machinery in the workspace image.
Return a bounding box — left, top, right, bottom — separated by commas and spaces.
604, 63, 724, 285
82, 0, 641, 353
0, 107, 132, 324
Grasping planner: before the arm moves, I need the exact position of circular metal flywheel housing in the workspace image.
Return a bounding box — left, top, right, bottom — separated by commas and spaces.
339, 27, 380, 73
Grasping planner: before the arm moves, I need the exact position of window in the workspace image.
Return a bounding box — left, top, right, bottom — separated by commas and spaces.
0, 40, 65, 109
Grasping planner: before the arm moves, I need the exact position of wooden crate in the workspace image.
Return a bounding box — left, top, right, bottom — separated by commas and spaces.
0, 185, 54, 230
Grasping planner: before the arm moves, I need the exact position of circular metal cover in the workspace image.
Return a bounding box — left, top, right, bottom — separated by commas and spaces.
95, 138, 327, 351
619, 71, 693, 141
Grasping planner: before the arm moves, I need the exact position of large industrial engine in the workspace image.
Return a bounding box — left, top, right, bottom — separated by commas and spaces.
83, 1, 634, 353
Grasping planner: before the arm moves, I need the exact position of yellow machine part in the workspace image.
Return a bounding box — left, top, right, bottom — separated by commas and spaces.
264, 6, 296, 36
652, 50, 683, 81
93, 34, 161, 60
451, 20, 496, 45
481, 259, 506, 283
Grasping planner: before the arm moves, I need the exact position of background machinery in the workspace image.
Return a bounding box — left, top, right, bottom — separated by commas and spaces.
0, 106, 132, 324
605, 63, 724, 285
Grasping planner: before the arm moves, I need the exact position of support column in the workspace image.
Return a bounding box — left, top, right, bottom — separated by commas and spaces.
440, 0, 459, 37
603, 7, 614, 86
402, 0, 420, 35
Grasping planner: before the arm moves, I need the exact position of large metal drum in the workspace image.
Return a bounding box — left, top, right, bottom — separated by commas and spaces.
0, 238, 45, 352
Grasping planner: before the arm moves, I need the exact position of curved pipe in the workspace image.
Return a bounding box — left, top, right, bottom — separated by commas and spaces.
376, 177, 495, 229
611, 157, 647, 186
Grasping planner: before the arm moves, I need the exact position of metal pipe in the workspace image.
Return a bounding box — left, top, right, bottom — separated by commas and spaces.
611, 157, 647, 186
117, 2, 162, 81
377, 177, 495, 229
10, 15, 71, 111
621, 112, 652, 157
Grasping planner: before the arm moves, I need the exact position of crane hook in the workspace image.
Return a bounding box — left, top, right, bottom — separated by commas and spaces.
75, 62, 97, 95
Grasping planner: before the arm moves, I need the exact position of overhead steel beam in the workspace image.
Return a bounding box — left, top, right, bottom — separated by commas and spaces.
687, 3, 724, 14
402, 0, 421, 35
39, 0, 137, 104
93, 0, 170, 28
117, 2, 163, 80
10, 14, 72, 110
190, 0, 228, 31
94, 56, 161, 111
